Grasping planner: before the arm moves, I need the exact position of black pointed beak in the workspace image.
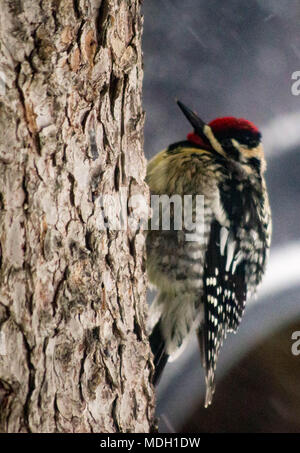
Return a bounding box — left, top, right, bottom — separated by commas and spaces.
176, 100, 207, 139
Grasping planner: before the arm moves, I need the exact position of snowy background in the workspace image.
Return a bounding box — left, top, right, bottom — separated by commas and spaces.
142, 0, 300, 432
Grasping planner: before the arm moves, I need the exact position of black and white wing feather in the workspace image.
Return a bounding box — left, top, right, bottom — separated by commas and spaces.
198, 220, 247, 407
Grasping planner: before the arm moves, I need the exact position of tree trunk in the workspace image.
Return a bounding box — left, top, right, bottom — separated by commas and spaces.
0, 0, 154, 433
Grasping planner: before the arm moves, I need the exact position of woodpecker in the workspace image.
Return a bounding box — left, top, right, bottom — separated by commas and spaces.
146, 100, 271, 407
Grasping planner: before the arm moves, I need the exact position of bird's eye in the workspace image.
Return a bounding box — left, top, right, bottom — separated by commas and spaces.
221, 138, 239, 160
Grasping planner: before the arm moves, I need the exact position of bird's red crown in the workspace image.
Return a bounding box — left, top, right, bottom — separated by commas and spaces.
187, 116, 260, 149
208, 117, 259, 134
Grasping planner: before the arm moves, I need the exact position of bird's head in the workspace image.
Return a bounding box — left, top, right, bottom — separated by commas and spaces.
177, 100, 266, 174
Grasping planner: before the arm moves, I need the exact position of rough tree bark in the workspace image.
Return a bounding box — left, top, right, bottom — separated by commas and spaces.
0, 0, 154, 432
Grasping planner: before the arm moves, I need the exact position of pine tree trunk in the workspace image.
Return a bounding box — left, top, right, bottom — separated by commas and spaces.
0, 0, 154, 433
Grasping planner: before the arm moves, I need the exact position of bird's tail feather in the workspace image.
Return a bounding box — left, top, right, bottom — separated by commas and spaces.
149, 320, 169, 386
197, 327, 215, 407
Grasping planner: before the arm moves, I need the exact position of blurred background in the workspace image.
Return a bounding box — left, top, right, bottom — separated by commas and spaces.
142, 0, 300, 433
